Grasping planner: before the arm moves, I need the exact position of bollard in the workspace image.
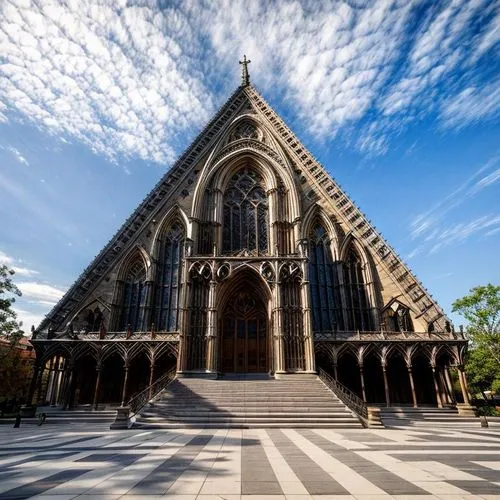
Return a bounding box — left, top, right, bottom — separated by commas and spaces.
480, 415, 489, 428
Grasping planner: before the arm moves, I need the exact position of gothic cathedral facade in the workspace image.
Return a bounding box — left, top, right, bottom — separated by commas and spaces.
31, 72, 469, 410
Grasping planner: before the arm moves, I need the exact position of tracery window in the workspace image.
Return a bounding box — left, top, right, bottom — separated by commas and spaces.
120, 261, 147, 331
343, 248, 372, 331
156, 222, 184, 331
222, 167, 268, 254
308, 224, 343, 331
231, 121, 259, 141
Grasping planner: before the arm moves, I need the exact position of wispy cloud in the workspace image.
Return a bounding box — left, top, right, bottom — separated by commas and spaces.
0, 0, 215, 165
410, 154, 500, 240
0, 250, 39, 277
406, 153, 500, 257
0, 1, 498, 163
6, 146, 29, 166
429, 215, 500, 254
440, 81, 500, 129
17, 282, 66, 305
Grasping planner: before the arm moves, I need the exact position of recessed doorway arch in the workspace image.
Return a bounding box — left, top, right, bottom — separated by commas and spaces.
218, 268, 271, 373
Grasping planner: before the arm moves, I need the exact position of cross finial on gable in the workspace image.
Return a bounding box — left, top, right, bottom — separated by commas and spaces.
239, 55, 251, 86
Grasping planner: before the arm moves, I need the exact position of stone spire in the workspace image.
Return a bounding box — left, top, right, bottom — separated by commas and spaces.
239, 55, 251, 86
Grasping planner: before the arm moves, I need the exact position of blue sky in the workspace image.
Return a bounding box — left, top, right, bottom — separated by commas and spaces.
0, 0, 499, 331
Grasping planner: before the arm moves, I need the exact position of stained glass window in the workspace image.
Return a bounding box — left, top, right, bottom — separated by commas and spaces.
156, 222, 184, 331
120, 261, 146, 331
308, 224, 343, 331
343, 248, 372, 331
222, 167, 268, 254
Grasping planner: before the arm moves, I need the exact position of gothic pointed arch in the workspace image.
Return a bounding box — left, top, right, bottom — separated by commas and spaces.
113, 248, 149, 332
381, 298, 415, 332
340, 242, 373, 331
222, 164, 269, 255
152, 212, 186, 332
218, 266, 271, 373
307, 216, 344, 332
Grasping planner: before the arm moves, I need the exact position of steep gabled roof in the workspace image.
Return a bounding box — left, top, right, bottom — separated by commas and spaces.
37, 83, 450, 335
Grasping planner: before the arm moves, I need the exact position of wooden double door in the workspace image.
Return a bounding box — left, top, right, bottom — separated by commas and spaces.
220, 291, 268, 373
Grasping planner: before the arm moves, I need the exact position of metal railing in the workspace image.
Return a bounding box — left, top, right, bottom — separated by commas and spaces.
128, 368, 177, 416
318, 368, 368, 424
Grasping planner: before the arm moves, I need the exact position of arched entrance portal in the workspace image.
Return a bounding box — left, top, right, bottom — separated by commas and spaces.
219, 272, 270, 373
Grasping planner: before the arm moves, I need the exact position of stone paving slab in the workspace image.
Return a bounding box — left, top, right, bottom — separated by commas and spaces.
0, 425, 499, 499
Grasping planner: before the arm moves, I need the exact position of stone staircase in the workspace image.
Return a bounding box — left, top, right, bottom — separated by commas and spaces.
133, 375, 363, 428
0, 406, 117, 430
380, 406, 480, 428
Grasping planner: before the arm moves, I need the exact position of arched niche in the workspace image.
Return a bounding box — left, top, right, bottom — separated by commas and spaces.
70, 299, 110, 333
111, 247, 150, 332
306, 216, 344, 332
381, 299, 415, 332
217, 266, 272, 373
151, 215, 186, 332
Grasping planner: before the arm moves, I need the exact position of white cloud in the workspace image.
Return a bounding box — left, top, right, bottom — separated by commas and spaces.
12, 307, 44, 331
410, 154, 500, 240
0, 0, 498, 162
0, 250, 39, 277
17, 281, 66, 304
6, 146, 29, 166
0, 0, 215, 165
429, 215, 500, 254
440, 81, 500, 129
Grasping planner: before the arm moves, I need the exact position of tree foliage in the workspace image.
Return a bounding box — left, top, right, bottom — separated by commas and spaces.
452, 284, 500, 395
0, 264, 24, 352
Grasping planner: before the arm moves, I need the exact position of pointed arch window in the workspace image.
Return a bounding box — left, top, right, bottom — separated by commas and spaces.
223, 166, 268, 254
156, 222, 184, 331
308, 223, 343, 331
121, 261, 147, 331
343, 248, 372, 331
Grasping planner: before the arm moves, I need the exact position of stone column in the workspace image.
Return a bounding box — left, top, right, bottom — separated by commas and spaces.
274, 280, 285, 374
49, 356, 59, 406
431, 366, 443, 408
359, 364, 367, 402
382, 363, 390, 407
299, 252, 315, 373
121, 363, 130, 407
444, 366, 456, 404
177, 249, 192, 373
407, 365, 418, 408
35, 363, 46, 405
205, 278, 218, 372
457, 366, 471, 405
63, 361, 75, 410
93, 362, 102, 410
26, 360, 40, 406
148, 361, 155, 399
333, 363, 338, 380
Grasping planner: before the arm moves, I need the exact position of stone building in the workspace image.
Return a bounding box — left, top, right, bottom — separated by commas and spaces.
30, 62, 470, 413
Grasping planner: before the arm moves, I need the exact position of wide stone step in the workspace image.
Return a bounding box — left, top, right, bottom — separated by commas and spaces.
132, 376, 363, 429
134, 422, 362, 429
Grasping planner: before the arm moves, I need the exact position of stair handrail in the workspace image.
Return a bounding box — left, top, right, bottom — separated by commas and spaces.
128, 368, 177, 416
318, 368, 368, 421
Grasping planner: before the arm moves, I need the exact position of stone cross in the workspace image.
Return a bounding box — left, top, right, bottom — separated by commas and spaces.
239, 55, 251, 86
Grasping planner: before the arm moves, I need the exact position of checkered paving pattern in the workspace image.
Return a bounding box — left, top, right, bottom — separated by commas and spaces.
0, 425, 499, 499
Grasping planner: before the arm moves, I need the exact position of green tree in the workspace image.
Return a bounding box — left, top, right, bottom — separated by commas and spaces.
452, 284, 500, 396
0, 265, 24, 351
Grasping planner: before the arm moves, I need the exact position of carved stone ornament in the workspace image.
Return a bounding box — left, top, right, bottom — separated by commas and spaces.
216, 262, 231, 281
279, 262, 303, 282
260, 262, 275, 285
189, 262, 212, 281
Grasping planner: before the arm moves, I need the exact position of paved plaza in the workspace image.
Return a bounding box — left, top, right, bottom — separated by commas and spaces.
0, 424, 499, 499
